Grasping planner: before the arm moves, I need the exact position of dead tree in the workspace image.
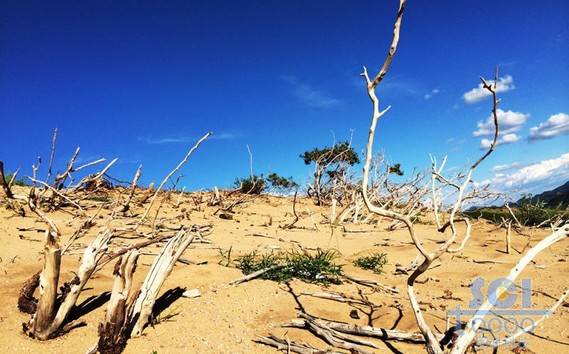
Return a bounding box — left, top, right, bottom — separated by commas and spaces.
0, 160, 15, 199
120, 164, 142, 214
359, 1, 569, 352
97, 251, 139, 354
137, 132, 211, 228
24, 225, 113, 339
96, 228, 196, 353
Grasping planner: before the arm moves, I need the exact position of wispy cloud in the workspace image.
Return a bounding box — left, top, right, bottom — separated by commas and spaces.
491, 162, 521, 172
446, 137, 466, 145
479, 152, 569, 193
283, 76, 340, 108
424, 88, 440, 100
473, 108, 528, 149
480, 133, 520, 149
462, 75, 515, 104
140, 132, 238, 145
529, 113, 569, 141
378, 76, 419, 95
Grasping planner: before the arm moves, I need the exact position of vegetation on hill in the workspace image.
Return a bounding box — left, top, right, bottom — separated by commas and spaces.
465, 199, 568, 227
517, 181, 569, 208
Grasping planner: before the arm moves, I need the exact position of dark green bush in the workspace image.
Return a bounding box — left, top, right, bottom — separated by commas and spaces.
235, 249, 343, 284
388, 163, 404, 176
516, 199, 567, 226
300, 141, 360, 167
353, 252, 387, 274
266, 173, 298, 190
234, 175, 266, 194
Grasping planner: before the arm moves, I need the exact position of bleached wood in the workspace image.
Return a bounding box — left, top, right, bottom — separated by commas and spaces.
27, 230, 61, 338
120, 165, 142, 213
137, 132, 211, 227
450, 224, 569, 353
130, 229, 195, 336
36, 229, 113, 339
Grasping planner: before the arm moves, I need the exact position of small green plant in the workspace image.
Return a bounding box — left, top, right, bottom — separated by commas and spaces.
266, 172, 298, 190
235, 249, 343, 284
234, 175, 265, 194
353, 252, 387, 274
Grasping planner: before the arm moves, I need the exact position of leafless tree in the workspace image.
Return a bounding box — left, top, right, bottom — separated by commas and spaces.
359, 1, 568, 353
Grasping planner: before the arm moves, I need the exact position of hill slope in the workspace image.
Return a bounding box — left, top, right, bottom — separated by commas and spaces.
518, 181, 569, 207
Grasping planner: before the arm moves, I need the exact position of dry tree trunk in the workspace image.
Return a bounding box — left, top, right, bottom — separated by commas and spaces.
24, 229, 113, 340
98, 251, 139, 354
505, 220, 512, 254
53, 147, 80, 190
137, 132, 210, 227
26, 230, 61, 338
0, 160, 14, 199
94, 228, 195, 353
129, 228, 194, 336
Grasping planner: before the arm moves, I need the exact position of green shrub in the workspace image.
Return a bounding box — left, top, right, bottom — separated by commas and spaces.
234, 175, 265, 194
388, 163, 404, 176
516, 199, 567, 226
464, 201, 568, 227
300, 141, 360, 166
266, 172, 298, 190
353, 252, 387, 274
235, 249, 343, 284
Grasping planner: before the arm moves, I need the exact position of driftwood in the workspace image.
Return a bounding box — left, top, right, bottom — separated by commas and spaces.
450, 224, 569, 353
256, 334, 343, 354
289, 313, 374, 354
120, 165, 142, 214
97, 251, 139, 354
137, 132, 210, 227
229, 265, 284, 286
24, 229, 113, 340
95, 228, 196, 353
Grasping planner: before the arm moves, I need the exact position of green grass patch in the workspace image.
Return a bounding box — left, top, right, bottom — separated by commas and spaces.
353, 252, 387, 274
235, 249, 343, 284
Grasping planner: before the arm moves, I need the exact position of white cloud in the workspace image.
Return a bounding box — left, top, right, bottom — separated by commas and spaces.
141, 132, 237, 145
480, 133, 520, 149
479, 153, 569, 192
473, 109, 529, 137
463, 75, 515, 104
282, 76, 340, 108
529, 113, 569, 141
424, 88, 440, 100
491, 162, 521, 172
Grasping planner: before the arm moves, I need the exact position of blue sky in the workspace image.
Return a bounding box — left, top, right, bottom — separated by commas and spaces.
1, 0, 568, 198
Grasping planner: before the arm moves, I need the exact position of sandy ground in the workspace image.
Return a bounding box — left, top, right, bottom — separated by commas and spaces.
0, 188, 568, 353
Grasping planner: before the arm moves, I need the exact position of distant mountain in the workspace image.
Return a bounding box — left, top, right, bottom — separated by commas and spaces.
517, 181, 569, 207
